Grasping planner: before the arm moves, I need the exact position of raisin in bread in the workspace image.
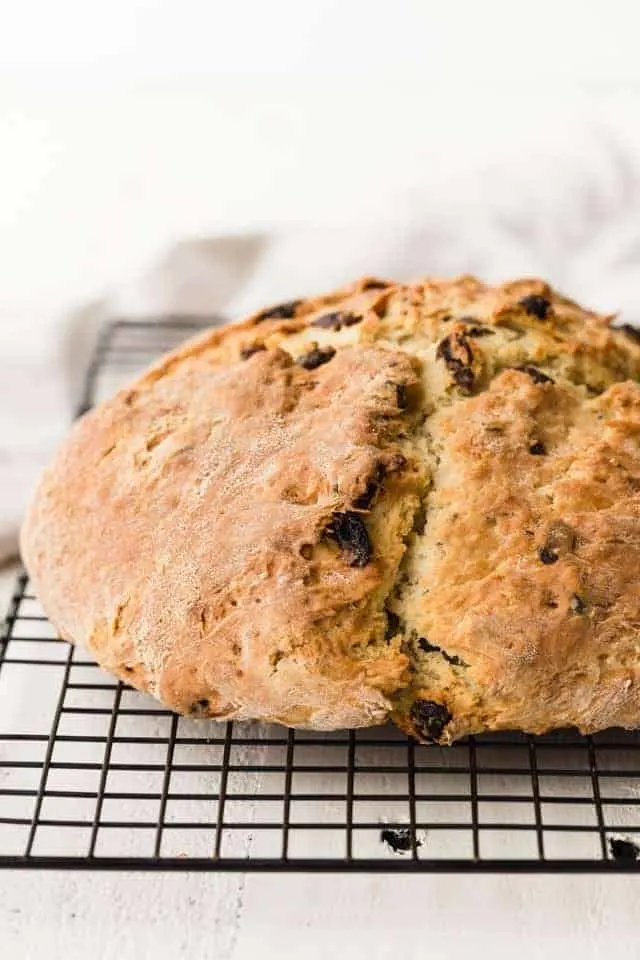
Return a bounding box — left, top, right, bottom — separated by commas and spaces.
21, 276, 640, 742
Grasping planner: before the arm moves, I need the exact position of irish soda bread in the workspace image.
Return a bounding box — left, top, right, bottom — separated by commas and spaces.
21, 276, 640, 742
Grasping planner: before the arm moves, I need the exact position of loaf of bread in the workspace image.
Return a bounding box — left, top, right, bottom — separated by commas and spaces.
21, 276, 640, 742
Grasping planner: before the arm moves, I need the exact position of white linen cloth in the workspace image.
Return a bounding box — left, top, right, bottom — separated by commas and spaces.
2, 138, 640, 563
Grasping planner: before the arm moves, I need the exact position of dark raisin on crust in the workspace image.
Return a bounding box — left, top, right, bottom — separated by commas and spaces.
412, 504, 427, 535
418, 637, 439, 653
435, 332, 475, 393
417, 637, 468, 667
353, 456, 406, 511
410, 699, 452, 742
380, 827, 418, 853
609, 837, 640, 861
618, 323, 640, 344
354, 463, 385, 510
443, 651, 467, 668
311, 311, 341, 330
544, 522, 576, 558
570, 593, 587, 614
311, 311, 361, 331
240, 343, 267, 360
297, 346, 336, 370
385, 610, 401, 640
519, 294, 551, 320
516, 365, 555, 385
328, 511, 372, 567
464, 325, 495, 338
353, 481, 378, 511
538, 546, 559, 565
529, 441, 547, 455
387, 453, 407, 472
256, 300, 301, 322
363, 279, 391, 290
395, 383, 409, 409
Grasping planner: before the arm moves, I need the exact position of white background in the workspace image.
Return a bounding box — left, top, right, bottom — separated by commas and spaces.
2, 0, 640, 313
3, 1, 640, 957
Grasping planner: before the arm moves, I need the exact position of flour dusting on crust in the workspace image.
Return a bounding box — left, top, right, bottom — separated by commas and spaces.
21, 275, 640, 740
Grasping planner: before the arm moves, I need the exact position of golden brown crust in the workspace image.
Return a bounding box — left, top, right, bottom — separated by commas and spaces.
392, 371, 640, 742
20, 275, 640, 739
21, 336, 423, 729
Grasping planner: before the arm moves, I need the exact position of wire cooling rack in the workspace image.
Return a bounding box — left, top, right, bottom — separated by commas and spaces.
2, 318, 640, 872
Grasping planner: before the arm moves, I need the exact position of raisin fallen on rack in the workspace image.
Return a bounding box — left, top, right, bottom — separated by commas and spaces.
328, 511, 372, 567
311, 311, 361, 331
297, 346, 336, 370
519, 294, 551, 320
609, 837, 640, 861
436, 332, 475, 393
410, 699, 451, 742
256, 300, 301, 322
516, 365, 554, 385
380, 827, 419, 854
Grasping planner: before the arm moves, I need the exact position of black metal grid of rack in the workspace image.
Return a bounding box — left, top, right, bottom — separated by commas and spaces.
1, 318, 640, 872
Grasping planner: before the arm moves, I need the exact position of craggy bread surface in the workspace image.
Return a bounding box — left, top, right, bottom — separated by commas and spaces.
21, 276, 640, 740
